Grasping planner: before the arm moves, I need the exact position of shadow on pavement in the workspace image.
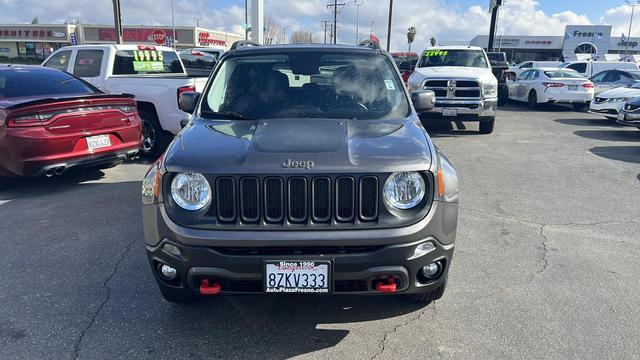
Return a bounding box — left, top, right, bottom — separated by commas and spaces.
139, 293, 428, 358
589, 146, 640, 164
555, 118, 623, 127
0, 168, 108, 201
500, 101, 579, 113
574, 130, 640, 142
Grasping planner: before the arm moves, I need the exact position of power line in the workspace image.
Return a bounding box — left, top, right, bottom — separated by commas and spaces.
327, 1, 346, 44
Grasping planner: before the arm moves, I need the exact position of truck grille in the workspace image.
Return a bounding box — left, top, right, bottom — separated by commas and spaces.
205, 175, 381, 225
424, 79, 481, 99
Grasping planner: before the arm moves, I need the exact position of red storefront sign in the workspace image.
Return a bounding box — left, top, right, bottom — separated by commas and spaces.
99, 28, 174, 43
198, 32, 226, 47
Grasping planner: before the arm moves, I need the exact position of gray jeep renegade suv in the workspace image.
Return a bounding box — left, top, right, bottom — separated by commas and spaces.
141, 41, 459, 304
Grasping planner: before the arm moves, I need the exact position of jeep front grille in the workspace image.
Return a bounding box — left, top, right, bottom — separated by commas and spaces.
205, 175, 380, 225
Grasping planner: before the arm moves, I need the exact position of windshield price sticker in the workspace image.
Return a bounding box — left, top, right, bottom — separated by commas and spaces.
423, 50, 449, 57
133, 50, 164, 62
133, 61, 164, 72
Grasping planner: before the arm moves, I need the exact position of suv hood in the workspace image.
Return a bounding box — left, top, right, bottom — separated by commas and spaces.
413, 66, 493, 80
164, 118, 433, 174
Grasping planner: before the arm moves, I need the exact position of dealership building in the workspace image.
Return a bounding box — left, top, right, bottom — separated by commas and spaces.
469, 25, 640, 63
0, 23, 243, 61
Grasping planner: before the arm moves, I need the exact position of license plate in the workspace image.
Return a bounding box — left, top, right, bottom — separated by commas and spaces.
442, 108, 458, 117
265, 261, 330, 293
86, 135, 111, 150
618, 112, 625, 121
568, 85, 578, 91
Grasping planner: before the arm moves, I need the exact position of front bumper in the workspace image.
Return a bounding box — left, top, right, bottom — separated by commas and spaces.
421, 98, 497, 119
589, 101, 623, 117
143, 200, 458, 296
617, 112, 640, 127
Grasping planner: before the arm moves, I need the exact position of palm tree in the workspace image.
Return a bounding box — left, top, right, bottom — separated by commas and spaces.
407, 27, 417, 52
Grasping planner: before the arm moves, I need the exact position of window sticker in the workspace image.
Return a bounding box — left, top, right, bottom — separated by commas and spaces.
133, 61, 164, 72
423, 50, 449, 57
384, 79, 396, 90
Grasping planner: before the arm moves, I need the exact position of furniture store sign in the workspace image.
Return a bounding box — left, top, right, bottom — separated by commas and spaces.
562, 25, 611, 54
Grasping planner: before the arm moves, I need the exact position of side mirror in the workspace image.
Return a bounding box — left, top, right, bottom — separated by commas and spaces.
411, 90, 436, 112
178, 91, 201, 114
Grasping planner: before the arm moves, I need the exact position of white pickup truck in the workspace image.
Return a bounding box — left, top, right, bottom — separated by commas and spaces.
42, 44, 207, 156
408, 46, 498, 134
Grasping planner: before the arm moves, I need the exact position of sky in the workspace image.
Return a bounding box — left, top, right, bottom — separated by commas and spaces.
0, 0, 637, 51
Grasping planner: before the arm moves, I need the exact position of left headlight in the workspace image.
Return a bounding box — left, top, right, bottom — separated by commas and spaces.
482, 82, 498, 98
383, 172, 426, 209
170, 172, 212, 211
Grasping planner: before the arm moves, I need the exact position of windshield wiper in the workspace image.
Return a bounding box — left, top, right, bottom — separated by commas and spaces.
202, 111, 254, 120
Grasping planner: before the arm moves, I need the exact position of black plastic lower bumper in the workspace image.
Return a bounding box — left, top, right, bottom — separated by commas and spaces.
147, 237, 453, 296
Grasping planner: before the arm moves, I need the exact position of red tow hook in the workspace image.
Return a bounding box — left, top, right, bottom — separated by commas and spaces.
199, 279, 222, 295
375, 278, 397, 293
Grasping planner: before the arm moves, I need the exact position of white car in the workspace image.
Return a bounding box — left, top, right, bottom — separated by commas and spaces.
507, 68, 594, 111
505, 61, 561, 78
43, 44, 208, 157
589, 83, 640, 119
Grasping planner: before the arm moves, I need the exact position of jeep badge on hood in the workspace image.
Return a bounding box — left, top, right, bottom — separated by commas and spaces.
281, 159, 315, 169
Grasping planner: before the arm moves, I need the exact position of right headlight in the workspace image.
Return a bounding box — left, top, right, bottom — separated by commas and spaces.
383, 172, 426, 209
170, 172, 212, 211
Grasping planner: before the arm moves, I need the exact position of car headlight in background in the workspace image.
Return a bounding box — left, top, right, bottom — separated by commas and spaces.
383, 172, 426, 209
482, 82, 498, 98
611, 97, 630, 103
170, 172, 212, 211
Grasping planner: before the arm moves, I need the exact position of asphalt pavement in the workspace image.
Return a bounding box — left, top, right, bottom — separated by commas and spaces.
0, 102, 639, 359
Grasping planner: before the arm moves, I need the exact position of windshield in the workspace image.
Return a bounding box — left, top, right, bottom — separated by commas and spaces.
544, 70, 584, 79
418, 49, 488, 68
201, 51, 410, 120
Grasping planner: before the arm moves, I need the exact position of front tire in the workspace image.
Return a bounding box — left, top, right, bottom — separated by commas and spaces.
139, 110, 169, 158
479, 117, 495, 134
528, 90, 538, 109
410, 281, 447, 305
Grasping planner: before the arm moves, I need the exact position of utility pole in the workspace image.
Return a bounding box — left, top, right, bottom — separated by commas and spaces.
193, 17, 200, 28
386, 0, 393, 51
245, 0, 249, 40
327, 1, 345, 44
171, 0, 176, 48
321, 20, 331, 44
625, 1, 640, 60
354, 0, 365, 44
487, 0, 503, 51
111, 0, 123, 44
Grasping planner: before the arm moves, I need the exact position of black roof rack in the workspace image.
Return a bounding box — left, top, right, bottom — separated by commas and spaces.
230, 40, 261, 50
358, 39, 381, 50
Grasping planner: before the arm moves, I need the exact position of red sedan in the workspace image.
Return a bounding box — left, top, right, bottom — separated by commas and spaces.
0, 65, 141, 187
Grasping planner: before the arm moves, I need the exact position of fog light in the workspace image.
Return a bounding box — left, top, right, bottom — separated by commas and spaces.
159, 264, 177, 279
422, 262, 440, 278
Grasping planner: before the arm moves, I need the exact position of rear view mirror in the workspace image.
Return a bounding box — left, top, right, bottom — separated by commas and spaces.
411, 90, 436, 112
178, 91, 201, 114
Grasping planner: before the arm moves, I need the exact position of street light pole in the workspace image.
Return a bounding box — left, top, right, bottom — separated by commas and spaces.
386, 0, 393, 51
171, 0, 176, 48
193, 17, 200, 28
355, 0, 364, 44
625, 1, 640, 60
111, 0, 123, 44
244, 0, 249, 40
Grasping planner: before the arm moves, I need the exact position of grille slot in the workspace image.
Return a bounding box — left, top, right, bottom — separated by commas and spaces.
456, 80, 479, 87
216, 177, 236, 223
455, 90, 480, 98
334, 280, 368, 292
264, 177, 284, 223
288, 177, 308, 223
425, 80, 448, 87
335, 177, 355, 222
312, 177, 331, 223
240, 177, 260, 223
359, 176, 378, 221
